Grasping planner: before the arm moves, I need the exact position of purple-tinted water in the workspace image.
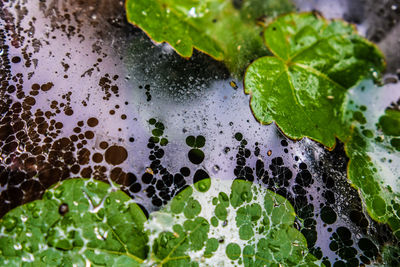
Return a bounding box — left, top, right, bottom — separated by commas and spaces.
1, 0, 399, 265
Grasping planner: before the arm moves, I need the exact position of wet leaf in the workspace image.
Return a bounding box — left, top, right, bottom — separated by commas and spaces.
0, 179, 148, 266
345, 81, 400, 239
125, 0, 294, 75
244, 13, 384, 148
145, 178, 322, 266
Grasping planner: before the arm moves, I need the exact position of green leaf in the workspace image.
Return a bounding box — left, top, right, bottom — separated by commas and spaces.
125, 0, 294, 75
0, 178, 148, 266
382, 245, 400, 266
379, 109, 400, 137
0, 177, 322, 266
145, 178, 322, 266
244, 13, 385, 148
345, 81, 400, 239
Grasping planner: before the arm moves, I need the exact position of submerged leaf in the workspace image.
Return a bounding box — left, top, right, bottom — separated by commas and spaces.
345, 81, 400, 239
0, 179, 148, 266
125, 0, 294, 75
244, 13, 384, 148
145, 178, 322, 266
0, 178, 322, 266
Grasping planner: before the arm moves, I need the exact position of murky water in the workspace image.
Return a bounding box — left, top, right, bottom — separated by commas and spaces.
1, 0, 400, 265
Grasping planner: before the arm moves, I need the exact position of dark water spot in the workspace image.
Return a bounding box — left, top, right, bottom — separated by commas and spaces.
352, 111, 366, 124
104, 145, 128, 165
295, 169, 313, 187
59, 203, 69, 215
99, 141, 109, 150
186, 135, 196, 147
193, 169, 209, 183
333, 260, 347, 267
320, 206, 337, 224
160, 138, 168, 146
155, 122, 164, 130
70, 165, 80, 174
84, 131, 94, 139
0, 125, 13, 141
271, 157, 283, 166
323, 190, 335, 204
322, 259, 331, 267
299, 163, 307, 170
87, 117, 99, 127
24, 96, 35, 106
152, 197, 162, 207
149, 118, 156, 125
142, 172, 153, 184
152, 128, 163, 137
110, 168, 129, 185
302, 228, 317, 246
349, 209, 369, 228
11, 56, 21, 63
186, 135, 206, 148
130, 183, 141, 193
81, 167, 92, 178
232, 0, 244, 9
64, 108, 73, 116
188, 148, 204, 164
38, 168, 62, 188
73, 127, 81, 133
337, 227, 352, 241
195, 135, 206, 148
180, 167, 190, 177
78, 148, 90, 165
358, 238, 378, 258
41, 82, 54, 91
234, 132, 243, 141
92, 153, 103, 163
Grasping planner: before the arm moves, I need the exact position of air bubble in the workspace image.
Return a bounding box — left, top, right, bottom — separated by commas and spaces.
22, 241, 32, 252
119, 204, 129, 213
59, 203, 69, 215
213, 165, 220, 173
32, 210, 40, 218
54, 188, 64, 198
97, 208, 105, 219
3, 216, 17, 231
160, 234, 168, 246
198, 183, 207, 191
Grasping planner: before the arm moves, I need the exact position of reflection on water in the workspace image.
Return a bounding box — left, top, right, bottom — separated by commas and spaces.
1, 0, 399, 265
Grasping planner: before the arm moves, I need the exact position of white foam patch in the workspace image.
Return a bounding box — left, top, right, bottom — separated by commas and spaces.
347, 80, 400, 202
144, 179, 318, 266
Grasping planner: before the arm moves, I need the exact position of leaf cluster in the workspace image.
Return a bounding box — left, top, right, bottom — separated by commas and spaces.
0, 178, 321, 266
